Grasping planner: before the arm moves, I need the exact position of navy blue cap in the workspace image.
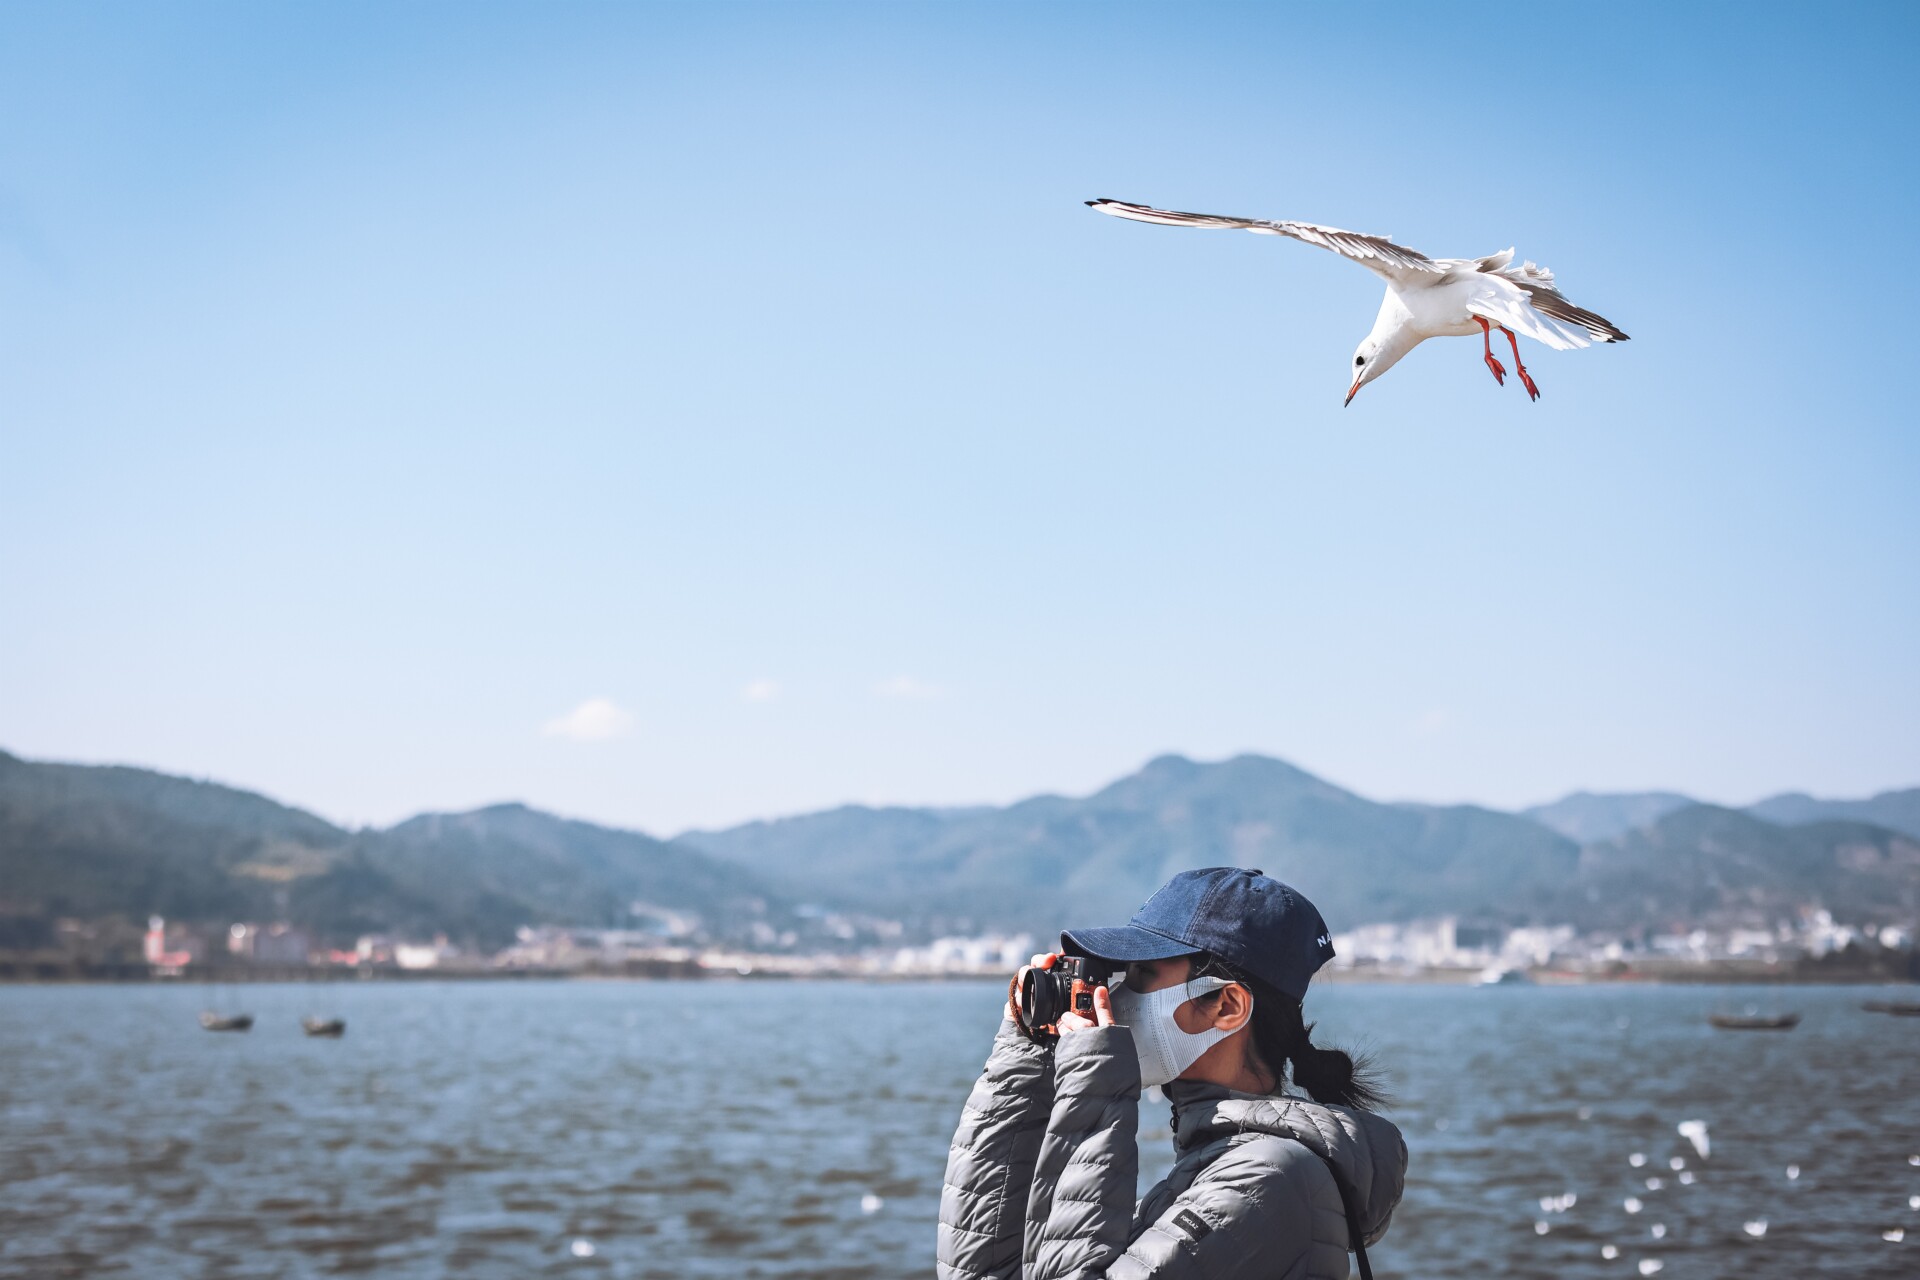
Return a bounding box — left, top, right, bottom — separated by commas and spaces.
1061, 867, 1336, 1002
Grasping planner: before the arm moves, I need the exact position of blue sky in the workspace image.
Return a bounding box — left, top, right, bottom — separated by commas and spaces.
3, 2, 1916, 834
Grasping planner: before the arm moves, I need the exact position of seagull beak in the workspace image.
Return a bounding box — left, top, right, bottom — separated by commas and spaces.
1344, 380, 1361, 407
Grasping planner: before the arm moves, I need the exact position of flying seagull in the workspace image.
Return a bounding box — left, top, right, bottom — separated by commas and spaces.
1087, 198, 1628, 404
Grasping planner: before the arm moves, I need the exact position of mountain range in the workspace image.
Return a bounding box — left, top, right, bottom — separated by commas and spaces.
3, 746, 1917, 952
677, 755, 1920, 936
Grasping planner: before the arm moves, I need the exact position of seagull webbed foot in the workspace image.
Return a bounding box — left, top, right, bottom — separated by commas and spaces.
1483, 352, 1507, 386
1496, 325, 1538, 402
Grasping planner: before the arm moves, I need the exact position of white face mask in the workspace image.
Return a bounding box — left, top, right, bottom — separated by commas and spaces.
1106, 976, 1240, 1087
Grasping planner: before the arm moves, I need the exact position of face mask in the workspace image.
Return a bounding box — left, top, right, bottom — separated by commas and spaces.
1106, 976, 1240, 1087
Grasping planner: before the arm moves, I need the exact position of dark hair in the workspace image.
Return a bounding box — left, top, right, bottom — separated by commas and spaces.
1187, 952, 1388, 1111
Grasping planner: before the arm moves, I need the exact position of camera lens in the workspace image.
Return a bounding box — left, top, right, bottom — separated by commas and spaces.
1019, 965, 1071, 1030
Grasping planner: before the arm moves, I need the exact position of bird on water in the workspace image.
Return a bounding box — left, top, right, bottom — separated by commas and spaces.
1086, 198, 1629, 405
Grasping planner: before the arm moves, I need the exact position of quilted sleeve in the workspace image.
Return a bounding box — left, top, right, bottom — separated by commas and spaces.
1021, 1026, 1141, 1280
937, 1015, 1058, 1280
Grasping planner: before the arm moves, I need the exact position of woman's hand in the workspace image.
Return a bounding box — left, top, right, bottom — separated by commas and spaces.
1057, 982, 1114, 1033
1009, 951, 1115, 1035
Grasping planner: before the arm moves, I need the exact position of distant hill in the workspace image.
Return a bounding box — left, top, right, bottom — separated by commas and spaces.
1523, 791, 1696, 844
679, 753, 1584, 935
0, 749, 348, 926
369, 804, 783, 945
0, 750, 784, 949
1745, 788, 1920, 842
1524, 786, 1920, 846
1567, 804, 1920, 930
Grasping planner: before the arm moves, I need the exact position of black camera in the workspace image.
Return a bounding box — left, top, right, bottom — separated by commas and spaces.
1018, 955, 1113, 1036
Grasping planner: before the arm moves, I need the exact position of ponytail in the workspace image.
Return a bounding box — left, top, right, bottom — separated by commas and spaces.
1190, 954, 1388, 1111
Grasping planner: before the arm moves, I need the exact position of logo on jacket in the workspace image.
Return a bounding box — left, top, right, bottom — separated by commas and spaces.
1169, 1208, 1214, 1246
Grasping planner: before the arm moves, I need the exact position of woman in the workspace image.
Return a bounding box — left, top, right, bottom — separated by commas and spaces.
937, 867, 1405, 1280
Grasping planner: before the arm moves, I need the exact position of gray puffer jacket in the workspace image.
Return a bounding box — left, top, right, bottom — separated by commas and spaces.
938, 1017, 1406, 1280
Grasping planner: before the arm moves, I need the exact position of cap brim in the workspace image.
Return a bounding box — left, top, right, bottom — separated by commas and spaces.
1060, 924, 1198, 965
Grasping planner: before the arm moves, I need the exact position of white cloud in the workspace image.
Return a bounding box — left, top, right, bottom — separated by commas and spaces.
541, 697, 634, 742
873, 675, 943, 701
740, 679, 781, 703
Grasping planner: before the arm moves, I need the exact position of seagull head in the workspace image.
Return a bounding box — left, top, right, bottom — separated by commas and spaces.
1345, 329, 1417, 406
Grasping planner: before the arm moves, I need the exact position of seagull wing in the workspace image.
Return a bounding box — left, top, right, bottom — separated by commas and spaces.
1087, 198, 1445, 283
1464, 259, 1630, 350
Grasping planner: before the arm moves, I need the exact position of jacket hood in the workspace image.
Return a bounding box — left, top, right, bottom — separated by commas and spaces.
1166, 1081, 1407, 1242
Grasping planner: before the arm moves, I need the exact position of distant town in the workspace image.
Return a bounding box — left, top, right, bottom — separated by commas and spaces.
10, 905, 1908, 985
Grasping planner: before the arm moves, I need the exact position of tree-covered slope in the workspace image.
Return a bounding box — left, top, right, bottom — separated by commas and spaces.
1567, 804, 1920, 930
1522, 791, 1696, 844
1745, 788, 1920, 841
0, 749, 349, 923
0, 750, 782, 949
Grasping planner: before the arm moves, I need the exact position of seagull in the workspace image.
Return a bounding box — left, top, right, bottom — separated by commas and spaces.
1087, 198, 1629, 405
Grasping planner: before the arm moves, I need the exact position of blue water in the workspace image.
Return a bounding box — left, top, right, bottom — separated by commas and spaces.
1, 981, 1915, 1278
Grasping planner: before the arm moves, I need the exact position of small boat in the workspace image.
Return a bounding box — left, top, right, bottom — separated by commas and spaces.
1708, 1012, 1800, 1031
1476, 965, 1530, 986
1861, 1000, 1920, 1017
301, 1017, 346, 1038
199, 1011, 254, 1032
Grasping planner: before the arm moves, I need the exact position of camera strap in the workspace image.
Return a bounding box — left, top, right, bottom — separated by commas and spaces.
1309, 1151, 1375, 1280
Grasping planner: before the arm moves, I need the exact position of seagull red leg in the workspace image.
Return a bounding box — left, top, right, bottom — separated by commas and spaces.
1499, 326, 1540, 401
1475, 317, 1506, 386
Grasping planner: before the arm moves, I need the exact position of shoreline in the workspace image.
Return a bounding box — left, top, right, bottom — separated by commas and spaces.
1, 965, 1913, 988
